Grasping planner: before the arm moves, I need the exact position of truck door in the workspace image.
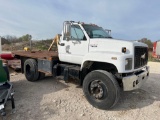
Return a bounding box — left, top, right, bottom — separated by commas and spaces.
58, 24, 89, 64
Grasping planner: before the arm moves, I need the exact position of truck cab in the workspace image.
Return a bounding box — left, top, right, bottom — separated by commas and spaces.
58, 21, 149, 80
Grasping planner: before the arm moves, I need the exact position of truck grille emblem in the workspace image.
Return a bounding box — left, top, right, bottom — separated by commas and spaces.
141, 53, 146, 59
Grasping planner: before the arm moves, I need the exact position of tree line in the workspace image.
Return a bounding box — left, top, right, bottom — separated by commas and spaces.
1, 34, 32, 45
138, 38, 153, 48
1, 34, 156, 48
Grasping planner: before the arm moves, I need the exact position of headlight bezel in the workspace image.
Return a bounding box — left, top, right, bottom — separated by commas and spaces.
125, 58, 132, 70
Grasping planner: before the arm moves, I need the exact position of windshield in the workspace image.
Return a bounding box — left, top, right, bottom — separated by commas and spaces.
82, 25, 112, 39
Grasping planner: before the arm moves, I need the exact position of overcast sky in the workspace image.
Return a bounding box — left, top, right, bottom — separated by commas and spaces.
0, 0, 160, 41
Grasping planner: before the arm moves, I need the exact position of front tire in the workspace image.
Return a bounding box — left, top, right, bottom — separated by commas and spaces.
83, 70, 120, 109
24, 59, 39, 82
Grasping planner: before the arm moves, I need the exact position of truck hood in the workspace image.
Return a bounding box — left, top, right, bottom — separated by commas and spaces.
89, 38, 148, 54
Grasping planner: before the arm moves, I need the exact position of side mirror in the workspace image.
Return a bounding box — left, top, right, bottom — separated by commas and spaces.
63, 21, 71, 40
105, 29, 111, 35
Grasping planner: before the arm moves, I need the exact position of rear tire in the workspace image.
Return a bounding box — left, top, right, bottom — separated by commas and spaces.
24, 59, 39, 82
83, 70, 120, 110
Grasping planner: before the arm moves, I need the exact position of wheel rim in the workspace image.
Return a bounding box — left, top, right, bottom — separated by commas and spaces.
89, 80, 107, 99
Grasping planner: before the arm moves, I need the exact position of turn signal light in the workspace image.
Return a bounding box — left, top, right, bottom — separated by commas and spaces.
122, 47, 126, 53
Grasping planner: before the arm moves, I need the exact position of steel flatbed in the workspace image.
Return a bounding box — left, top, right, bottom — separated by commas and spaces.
12, 51, 59, 60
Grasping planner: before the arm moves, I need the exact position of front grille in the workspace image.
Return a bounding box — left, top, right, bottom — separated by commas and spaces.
134, 46, 148, 69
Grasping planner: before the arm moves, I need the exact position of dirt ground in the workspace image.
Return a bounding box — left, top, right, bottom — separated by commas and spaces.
4, 62, 160, 120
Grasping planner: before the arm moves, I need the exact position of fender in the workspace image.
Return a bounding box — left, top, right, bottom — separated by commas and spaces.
80, 51, 133, 73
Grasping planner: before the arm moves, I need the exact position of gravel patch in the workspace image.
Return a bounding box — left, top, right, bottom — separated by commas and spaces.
5, 62, 160, 120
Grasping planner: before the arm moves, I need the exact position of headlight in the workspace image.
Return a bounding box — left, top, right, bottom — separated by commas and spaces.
125, 59, 128, 65
125, 58, 132, 70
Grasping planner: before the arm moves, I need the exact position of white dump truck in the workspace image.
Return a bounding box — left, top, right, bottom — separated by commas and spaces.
13, 21, 149, 109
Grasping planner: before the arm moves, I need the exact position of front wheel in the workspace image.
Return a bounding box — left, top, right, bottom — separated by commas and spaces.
83, 70, 120, 110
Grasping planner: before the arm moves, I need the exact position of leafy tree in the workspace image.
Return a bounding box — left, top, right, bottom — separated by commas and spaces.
138, 38, 153, 48
19, 34, 32, 41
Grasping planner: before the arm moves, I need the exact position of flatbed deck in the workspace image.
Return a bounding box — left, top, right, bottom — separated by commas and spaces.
12, 51, 59, 60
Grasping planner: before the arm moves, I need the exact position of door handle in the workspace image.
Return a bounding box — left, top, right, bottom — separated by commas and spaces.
90, 44, 97, 47
59, 43, 65, 46
72, 41, 81, 44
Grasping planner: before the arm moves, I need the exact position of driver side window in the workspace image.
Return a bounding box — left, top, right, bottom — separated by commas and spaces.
71, 25, 86, 40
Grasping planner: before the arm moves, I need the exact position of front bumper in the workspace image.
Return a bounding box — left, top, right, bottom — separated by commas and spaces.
122, 66, 149, 91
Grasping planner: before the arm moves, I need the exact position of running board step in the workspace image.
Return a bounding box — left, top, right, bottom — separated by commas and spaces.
53, 64, 80, 82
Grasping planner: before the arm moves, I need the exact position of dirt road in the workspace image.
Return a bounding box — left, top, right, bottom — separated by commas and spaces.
5, 62, 160, 120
